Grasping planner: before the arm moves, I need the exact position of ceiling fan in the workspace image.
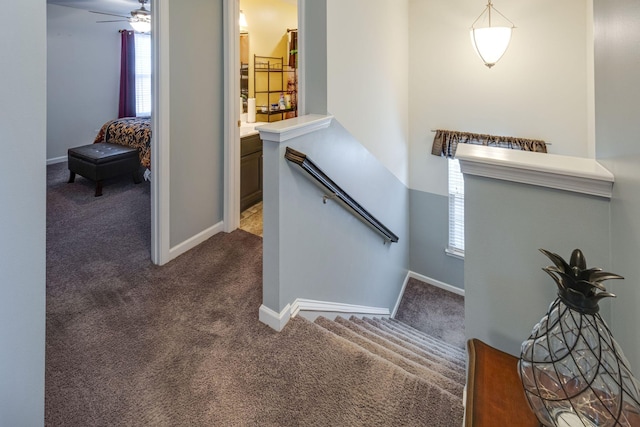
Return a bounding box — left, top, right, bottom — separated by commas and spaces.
92, 0, 151, 33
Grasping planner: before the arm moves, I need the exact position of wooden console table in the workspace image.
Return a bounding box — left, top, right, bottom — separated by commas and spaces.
465, 338, 539, 426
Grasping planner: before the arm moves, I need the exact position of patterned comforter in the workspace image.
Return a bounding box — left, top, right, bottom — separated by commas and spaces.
93, 117, 151, 168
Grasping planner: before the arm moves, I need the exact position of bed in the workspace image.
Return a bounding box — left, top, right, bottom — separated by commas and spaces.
93, 117, 151, 169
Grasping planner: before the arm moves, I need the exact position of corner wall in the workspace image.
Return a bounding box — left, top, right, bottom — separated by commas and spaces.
168, 0, 225, 247
464, 176, 611, 356
594, 0, 640, 372
327, 0, 409, 186
0, 0, 46, 424
47, 5, 122, 162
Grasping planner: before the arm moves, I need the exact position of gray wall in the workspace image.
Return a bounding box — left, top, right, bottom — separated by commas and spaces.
300, 0, 327, 115
169, 0, 224, 246
594, 0, 640, 372
47, 4, 122, 162
409, 189, 464, 289
464, 177, 611, 357
262, 119, 409, 313
0, 0, 46, 424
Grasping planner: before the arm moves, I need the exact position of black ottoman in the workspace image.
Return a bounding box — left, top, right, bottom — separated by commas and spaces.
68, 143, 141, 197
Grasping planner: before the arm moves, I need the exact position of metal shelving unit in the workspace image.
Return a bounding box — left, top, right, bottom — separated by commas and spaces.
253, 55, 297, 122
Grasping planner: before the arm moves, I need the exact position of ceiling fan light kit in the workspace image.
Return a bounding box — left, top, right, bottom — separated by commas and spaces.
93, 0, 151, 33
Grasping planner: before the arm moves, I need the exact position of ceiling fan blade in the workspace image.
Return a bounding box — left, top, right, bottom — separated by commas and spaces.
89, 10, 129, 19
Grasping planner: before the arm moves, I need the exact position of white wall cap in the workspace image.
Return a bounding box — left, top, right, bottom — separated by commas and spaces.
258, 114, 333, 143
456, 144, 614, 199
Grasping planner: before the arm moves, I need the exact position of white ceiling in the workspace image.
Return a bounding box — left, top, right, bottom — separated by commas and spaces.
47, 0, 144, 17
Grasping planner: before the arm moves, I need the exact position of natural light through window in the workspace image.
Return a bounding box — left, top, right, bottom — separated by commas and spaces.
447, 158, 465, 258
134, 33, 151, 117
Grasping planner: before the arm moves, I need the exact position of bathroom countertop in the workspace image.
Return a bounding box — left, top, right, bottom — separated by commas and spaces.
240, 122, 267, 138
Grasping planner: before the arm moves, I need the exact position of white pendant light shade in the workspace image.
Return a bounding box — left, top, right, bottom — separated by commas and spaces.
470, 1, 515, 68
470, 26, 512, 68
130, 19, 151, 33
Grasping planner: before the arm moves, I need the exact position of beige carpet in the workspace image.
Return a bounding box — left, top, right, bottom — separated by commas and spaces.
45, 163, 463, 426
395, 278, 466, 349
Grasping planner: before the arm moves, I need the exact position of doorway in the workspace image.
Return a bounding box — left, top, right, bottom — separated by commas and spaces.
236, 0, 299, 238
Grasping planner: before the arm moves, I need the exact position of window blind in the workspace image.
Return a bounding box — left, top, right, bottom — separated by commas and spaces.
433, 130, 547, 260
447, 158, 465, 257
134, 33, 151, 116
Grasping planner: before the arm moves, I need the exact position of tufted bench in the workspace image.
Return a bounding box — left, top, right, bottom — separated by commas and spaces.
68, 143, 141, 197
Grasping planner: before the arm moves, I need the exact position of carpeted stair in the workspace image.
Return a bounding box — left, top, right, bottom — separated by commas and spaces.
314, 315, 466, 425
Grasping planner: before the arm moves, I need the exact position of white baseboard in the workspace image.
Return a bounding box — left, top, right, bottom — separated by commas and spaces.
259, 298, 390, 332
259, 304, 291, 332
292, 299, 389, 318
47, 156, 67, 165
168, 220, 224, 261
392, 271, 465, 318
392, 274, 412, 318
408, 271, 465, 296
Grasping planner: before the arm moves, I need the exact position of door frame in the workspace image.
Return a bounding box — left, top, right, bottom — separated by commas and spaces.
151, 0, 170, 265
222, 0, 305, 233
152, 0, 305, 263
223, 0, 241, 232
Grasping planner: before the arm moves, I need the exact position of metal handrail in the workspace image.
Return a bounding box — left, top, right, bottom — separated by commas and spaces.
284, 147, 399, 244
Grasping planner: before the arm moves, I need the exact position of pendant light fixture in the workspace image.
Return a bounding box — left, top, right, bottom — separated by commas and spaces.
470, 0, 515, 68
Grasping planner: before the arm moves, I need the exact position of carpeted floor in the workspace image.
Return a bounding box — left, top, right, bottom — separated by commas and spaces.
395, 278, 466, 349
45, 163, 464, 426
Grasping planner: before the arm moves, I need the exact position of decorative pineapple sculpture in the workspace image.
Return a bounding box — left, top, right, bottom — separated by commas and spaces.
518, 249, 640, 427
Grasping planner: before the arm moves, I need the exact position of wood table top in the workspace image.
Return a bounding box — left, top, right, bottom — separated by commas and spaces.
465, 338, 540, 427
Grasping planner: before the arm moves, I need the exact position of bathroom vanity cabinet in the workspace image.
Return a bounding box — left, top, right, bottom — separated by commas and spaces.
240, 133, 263, 212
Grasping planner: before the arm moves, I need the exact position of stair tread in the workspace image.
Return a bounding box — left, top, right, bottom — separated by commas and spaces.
381, 318, 466, 357
346, 317, 466, 375
337, 318, 466, 385
384, 318, 465, 349
305, 317, 464, 426
373, 317, 466, 358
368, 318, 466, 363
314, 316, 464, 398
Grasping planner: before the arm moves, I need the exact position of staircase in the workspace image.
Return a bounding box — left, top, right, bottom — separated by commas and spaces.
313, 315, 466, 426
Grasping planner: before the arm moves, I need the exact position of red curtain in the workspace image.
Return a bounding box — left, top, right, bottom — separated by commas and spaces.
118, 30, 136, 118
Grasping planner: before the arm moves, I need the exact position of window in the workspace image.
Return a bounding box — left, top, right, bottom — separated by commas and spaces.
134, 33, 151, 116
447, 158, 465, 258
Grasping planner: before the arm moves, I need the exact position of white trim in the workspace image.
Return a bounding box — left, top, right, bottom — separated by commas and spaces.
297, 0, 306, 115
47, 156, 67, 165
259, 303, 291, 332
168, 221, 224, 260
393, 271, 465, 318
223, 0, 240, 233
391, 274, 412, 318
259, 299, 390, 331
445, 247, 465, 260
455, 144, 615, 199
150, 0, 171, 266
408, 271, 465, 296
291, 299, 390, 318
258, 114, 333, 143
